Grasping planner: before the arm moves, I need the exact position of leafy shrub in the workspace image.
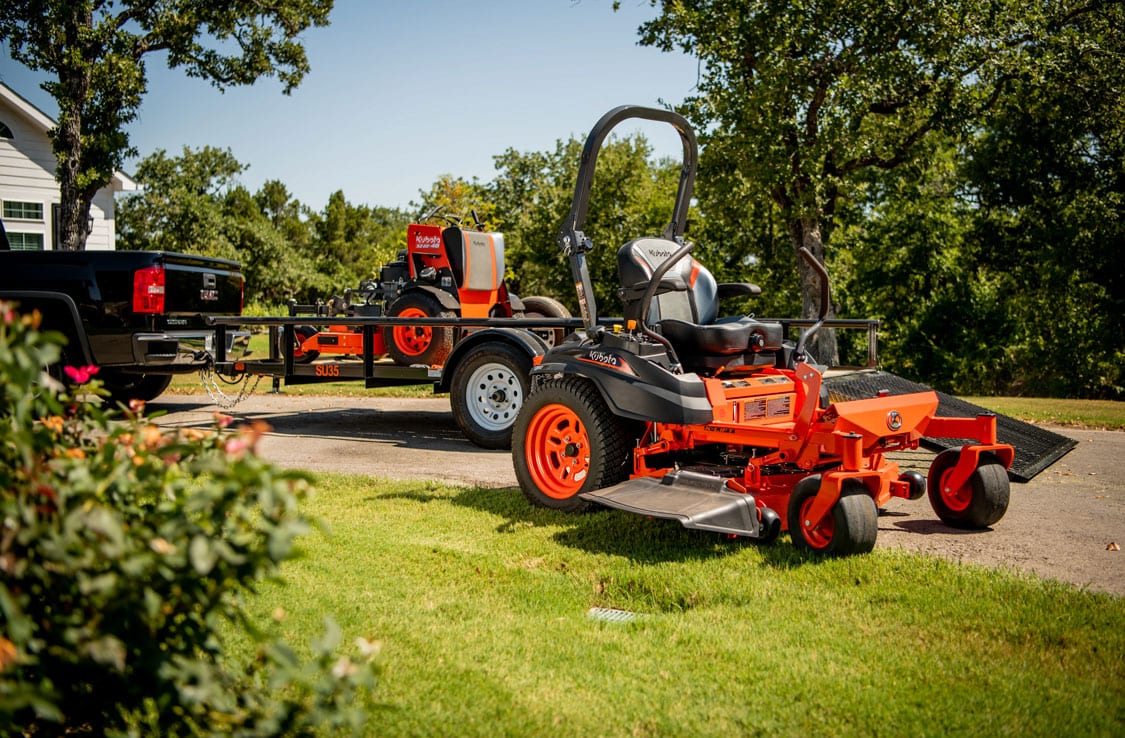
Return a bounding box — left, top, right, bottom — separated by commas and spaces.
0, 304, 378, 736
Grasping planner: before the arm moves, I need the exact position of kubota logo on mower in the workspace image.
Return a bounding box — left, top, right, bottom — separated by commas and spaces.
886, 410, 903, 431
413, 234, 441, 250
579, 350, 634, 374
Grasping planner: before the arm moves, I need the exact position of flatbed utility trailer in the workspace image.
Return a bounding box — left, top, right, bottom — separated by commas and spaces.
205, 313, 880, 449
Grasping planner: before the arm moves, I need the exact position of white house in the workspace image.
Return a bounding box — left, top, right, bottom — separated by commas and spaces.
0, 81, 136, 251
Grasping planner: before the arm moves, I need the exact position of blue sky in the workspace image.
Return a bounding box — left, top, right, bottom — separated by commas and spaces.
1, 1, 699, 211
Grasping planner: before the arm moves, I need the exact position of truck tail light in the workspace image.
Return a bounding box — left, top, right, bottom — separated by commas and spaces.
133, 265, 166, 314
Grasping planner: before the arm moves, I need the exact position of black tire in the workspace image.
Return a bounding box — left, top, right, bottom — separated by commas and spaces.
927, 450, 1010, 529
519, 295, 571, 348
450, 342, 531, 449
511, 376, 636, 512
290, 325, 320, 363
100, 371, 173, 405
383, 292, 455, 367
787, 475, 878, 556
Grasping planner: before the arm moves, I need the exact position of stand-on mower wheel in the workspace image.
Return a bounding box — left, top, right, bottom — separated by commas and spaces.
450, 342, 531, 449
384, 292, 455, 366
927, 450, 1009, 529
290, 325, 320, 364
519, 295, 571, 348
788, 476, 878, 556
512, 376, 636, 512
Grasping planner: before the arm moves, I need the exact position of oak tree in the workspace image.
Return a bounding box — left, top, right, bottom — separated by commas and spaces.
0, 0, 332, 251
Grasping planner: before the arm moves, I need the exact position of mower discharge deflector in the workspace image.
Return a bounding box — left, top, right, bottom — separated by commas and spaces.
580, 469, 765, 538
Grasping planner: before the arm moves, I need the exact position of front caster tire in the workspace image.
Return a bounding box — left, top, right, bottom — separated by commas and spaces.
511, 376, 636, 512
450, 342, 531, 449
927, 450, 1010, 529
787, 476, 878, 556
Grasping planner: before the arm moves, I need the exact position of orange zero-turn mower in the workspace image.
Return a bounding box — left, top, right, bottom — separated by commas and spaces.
510, 106, 1014, 556
295, 208, 571, 366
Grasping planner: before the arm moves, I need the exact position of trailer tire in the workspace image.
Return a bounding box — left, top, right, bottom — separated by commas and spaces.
384, 292, 455, 366
519, 295, 571, 348
788, 476, 878, 556
450, 342, 531, 449
512, 376, 635, 512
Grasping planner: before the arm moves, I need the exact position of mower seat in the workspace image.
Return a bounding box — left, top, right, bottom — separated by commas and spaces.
617, 237, 783, 372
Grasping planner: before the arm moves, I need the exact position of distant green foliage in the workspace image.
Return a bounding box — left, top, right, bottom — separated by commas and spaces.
0, 304, 378, 736
118, 146, 412, 305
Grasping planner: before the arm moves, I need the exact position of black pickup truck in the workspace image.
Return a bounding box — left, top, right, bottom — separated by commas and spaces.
0, 218, 245, 404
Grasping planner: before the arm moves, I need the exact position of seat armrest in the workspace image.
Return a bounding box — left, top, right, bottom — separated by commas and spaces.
716, 282, 761, 298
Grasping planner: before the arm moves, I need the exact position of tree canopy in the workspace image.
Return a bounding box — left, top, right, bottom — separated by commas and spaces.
0, 0, 333, 251
629, 0, 1105, 365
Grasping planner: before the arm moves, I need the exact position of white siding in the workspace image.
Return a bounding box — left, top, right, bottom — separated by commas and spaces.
0, 84, 126, 251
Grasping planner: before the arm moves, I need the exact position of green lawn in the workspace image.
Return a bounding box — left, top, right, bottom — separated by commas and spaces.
237, 474, 1125, 738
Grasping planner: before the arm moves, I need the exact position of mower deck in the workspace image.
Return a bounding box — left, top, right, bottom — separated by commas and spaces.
581, 470, 763, 538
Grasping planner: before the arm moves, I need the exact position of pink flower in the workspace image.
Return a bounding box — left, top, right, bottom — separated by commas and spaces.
63, 364, 100, 384
213, 412, 234, 429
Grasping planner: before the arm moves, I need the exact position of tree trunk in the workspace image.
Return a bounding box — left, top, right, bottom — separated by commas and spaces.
53, 10, 95, 251
54, 93, 94, 251
788, 216, 839, 366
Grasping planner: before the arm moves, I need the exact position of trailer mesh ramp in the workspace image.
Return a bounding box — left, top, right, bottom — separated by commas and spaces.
823, 371, 1076, 483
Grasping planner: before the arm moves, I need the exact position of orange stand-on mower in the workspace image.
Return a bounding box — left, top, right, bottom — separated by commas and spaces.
293, 209, 569, 366
510, 106, 1014, 556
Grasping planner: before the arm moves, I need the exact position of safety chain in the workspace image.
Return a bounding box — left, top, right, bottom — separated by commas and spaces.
199, 362, 264, 410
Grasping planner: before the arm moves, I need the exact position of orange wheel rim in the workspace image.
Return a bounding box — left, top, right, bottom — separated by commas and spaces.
938, 468, 972, 512
524, 403, 590, 500
392, 307, 432, 356
799, 495, 834, 549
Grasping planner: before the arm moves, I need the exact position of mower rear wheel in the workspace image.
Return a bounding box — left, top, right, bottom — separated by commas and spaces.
450, 342, 531, 449
512, 376, 635, 512
927, 450, 1010, 529
787, 476, 878, 556
384, 292, 455, 366
519, 295, 571, 348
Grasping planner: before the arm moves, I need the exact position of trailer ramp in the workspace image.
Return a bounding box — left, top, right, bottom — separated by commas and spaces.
824, 371, 1076, 482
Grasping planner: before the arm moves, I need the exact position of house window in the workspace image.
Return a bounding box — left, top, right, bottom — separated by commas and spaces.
6, 232, 44, 251
2, 201, 44, 221
0, 121, 12, 139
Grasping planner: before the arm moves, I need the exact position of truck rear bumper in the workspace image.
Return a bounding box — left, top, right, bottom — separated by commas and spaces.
132, 330, 250, 370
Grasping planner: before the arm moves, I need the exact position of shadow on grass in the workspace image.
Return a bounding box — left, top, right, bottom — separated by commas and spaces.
446, 485, 811, 570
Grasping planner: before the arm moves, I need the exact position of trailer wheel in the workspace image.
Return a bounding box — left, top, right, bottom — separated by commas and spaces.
450, 342, 531, 449
519, 295, 571, 348
100, 371, 173, 405
512, 376, 635, 512
384, 292, 455, 366
787, 476, 878, 556
927, 450, 1009, 529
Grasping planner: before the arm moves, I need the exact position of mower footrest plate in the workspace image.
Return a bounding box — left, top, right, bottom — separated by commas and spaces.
581, 471, 761, 538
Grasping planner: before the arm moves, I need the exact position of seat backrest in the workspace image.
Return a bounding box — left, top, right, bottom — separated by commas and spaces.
442, 228, 506, 291
617, 238, 719, 325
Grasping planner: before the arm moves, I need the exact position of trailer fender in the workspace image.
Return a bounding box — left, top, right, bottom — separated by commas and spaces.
436, 327, 549, 393
0, 290, 95, 365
